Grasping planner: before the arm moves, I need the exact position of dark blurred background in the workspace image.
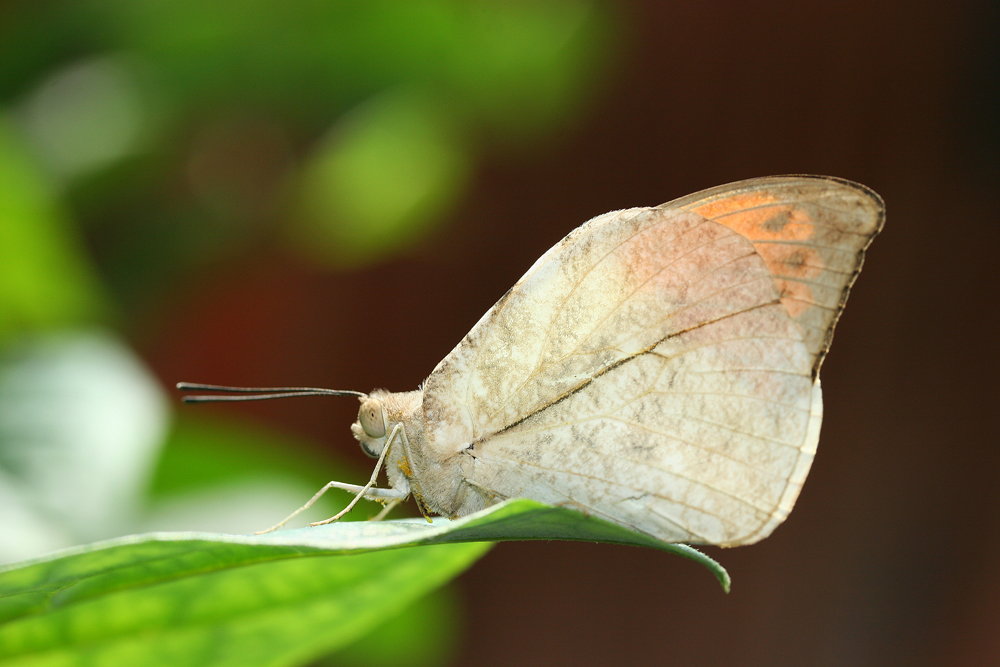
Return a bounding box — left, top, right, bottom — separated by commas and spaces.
1, 0, 998, 665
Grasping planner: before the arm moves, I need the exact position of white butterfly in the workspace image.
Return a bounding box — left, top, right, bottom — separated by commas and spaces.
183, 175, 884, 546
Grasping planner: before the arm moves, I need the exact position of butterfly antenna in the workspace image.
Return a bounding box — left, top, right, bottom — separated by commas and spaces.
177, 382, 367, 403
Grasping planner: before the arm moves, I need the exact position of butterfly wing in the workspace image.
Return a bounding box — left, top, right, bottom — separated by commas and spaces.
669, 175, 885, 374
421, 176, 883, 545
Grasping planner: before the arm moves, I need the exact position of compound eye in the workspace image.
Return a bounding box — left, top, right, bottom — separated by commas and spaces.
358, 398, 386, 438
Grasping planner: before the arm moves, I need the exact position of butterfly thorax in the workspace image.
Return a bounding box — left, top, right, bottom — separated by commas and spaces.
354, 388, 483, 519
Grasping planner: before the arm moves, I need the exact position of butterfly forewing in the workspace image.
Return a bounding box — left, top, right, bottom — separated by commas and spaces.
421, 176, 882, 545
669, 176, 884, 373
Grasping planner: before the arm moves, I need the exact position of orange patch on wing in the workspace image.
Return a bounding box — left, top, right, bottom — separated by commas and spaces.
716, 205, 815, 242
692, 193, 831, 322
776, 282, 815, 318
693, 193, 817, 243
754, 245, 824, 280
762, 246, 825, 319
692, 192, 780, 219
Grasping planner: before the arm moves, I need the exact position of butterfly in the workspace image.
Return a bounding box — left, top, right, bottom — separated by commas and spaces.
181, 175, 884, 547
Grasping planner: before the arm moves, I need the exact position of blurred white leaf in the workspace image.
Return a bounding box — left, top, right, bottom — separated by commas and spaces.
0, 331, 168, 561
0, 475, 74, 562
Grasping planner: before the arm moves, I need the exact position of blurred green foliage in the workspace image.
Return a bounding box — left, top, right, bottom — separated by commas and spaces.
0, 119, 108, 339
291, 90, 471, 266
1, 0, 615, 285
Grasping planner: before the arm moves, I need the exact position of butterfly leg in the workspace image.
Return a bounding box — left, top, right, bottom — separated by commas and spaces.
310, 423, 405, 527
254, 425, 406, 534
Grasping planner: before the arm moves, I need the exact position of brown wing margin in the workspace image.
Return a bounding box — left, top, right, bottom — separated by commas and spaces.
662, 175, 885, 378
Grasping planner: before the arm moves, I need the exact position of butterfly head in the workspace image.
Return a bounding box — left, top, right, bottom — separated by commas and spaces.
352, 396, 388, 458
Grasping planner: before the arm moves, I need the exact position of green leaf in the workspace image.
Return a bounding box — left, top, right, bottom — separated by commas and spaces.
0, 541, 488, 667
0, 499, 729, 628
0, 499, 729, 666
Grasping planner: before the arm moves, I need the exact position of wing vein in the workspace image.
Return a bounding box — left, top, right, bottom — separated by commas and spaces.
482, 217, 736, 425
478, 450, 754, 529
488, 298, 788, 436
